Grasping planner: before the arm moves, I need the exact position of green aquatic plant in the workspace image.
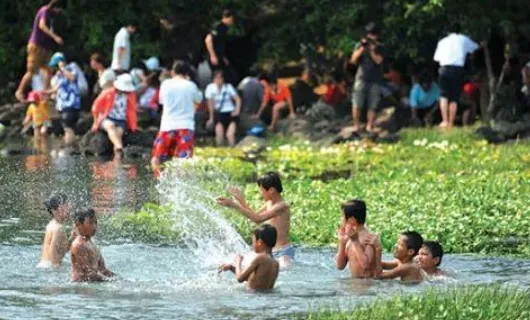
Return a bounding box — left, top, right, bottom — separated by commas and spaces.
111, 128, 530, 255
297, 285, 530, 320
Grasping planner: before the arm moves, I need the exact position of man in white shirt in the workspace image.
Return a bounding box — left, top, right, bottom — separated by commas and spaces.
434, 24, 479, 129
151, 61, 203, 176
111, 24, 137, 72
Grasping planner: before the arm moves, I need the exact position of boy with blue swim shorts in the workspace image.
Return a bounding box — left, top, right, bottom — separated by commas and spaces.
217, 172, 294, 269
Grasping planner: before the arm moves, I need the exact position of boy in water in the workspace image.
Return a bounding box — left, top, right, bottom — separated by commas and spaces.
216, 172, 293, 268
379, 231, 424, 282
39, 193, 71, 268
335, 199, 382, 278
219, 224, 279, 291
71, 208, 115, 282
417, 241, 444, 277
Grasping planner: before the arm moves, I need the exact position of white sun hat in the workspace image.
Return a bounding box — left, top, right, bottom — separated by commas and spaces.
99, 69, 117, 88
114, 73, 136, 92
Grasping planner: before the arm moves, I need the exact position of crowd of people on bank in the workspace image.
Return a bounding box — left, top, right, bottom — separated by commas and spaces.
13, 1, 530, 168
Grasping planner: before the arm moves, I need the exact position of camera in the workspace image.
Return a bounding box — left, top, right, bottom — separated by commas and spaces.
361, 38, 374, 47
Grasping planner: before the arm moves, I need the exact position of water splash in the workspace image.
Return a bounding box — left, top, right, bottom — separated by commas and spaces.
157, 159, 249, 267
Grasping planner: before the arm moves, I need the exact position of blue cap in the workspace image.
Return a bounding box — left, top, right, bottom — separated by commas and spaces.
48, 52, 66, 67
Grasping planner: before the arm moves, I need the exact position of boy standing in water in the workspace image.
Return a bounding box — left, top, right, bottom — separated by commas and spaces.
217, 172, 293, 268
417, 241, 445, 277
379, 231, 423, 282
71, 208, 115, 282
39, 193, 71, 268
219, 224, 279, 291
335, 199, 382, 278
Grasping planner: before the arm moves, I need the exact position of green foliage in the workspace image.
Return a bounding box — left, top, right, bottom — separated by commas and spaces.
2, 0, 530, 83
111, 129, 530, 256
297, 285, 530, 320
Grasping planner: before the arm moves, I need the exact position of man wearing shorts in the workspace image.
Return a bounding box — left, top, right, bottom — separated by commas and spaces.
151, 61, 203, 176
16, 0, 64, 102
350, 23, 385, 133
434, 23, 479, 129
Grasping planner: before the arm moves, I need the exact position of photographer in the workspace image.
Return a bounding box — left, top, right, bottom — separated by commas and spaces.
350, 22, 384, 133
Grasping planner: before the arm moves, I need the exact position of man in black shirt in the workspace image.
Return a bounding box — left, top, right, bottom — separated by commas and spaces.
204, 9, 234, 71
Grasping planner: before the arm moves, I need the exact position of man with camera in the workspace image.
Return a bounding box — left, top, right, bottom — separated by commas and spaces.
350, 22, 385, 133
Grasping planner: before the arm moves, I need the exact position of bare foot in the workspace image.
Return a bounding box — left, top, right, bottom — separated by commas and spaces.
267, 125, 275, 132
352, 125, 360, 133
438, 121, 448, 128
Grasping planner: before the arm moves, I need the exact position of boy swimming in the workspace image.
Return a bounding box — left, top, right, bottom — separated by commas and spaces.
39, 193, 71, 268
417, 240, 445, 277
217, 172, 293, 268
219, 224, 280, 291
71, 208, 115, 282
379, 231, 424, 282
335, 199, 382, 278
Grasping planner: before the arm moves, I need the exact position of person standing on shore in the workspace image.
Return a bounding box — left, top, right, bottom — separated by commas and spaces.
204, 9, 234, 74
15, 0, 64, 102
111, 23, 137, 74
434, 24, 479, 130
350, 22, 385, 133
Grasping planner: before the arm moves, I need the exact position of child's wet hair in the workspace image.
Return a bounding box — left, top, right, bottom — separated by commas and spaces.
74, 208, 96, 224
257, 172, 283, 193
44, 193, 68, 215
254, 224, 277, 249
402, 231, 424, 256
342, 199, 366, 224
423, 241, 444, 266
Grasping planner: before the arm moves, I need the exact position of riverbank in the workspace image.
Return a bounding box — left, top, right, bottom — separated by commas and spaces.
107, 128, 530, 257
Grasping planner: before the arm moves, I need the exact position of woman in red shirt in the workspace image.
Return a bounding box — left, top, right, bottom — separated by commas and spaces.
255, 77, 296, 131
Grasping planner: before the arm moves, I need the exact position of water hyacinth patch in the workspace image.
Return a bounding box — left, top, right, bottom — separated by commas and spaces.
111, 128, 530, 256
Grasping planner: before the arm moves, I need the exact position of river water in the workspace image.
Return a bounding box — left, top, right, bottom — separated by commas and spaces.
1, 155, 529, 320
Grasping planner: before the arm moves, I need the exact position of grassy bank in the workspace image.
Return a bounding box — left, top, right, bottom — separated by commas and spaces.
108, 128, 530, 256
297, 285, 530, 320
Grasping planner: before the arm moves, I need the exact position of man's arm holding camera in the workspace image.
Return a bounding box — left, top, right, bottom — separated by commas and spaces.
350, 45, 365, 65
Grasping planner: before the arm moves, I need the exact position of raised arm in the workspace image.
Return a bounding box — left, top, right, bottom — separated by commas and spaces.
350, 46, 365, 65
217, 197, 286, 224
382, 259, 399, 270
235, 255, 261, 283
335, 238, 349, 270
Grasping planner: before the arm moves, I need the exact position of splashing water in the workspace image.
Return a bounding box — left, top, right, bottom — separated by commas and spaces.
157, 159, 250, 267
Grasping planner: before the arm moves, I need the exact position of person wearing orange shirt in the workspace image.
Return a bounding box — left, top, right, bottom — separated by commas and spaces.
255, 77, 296, 132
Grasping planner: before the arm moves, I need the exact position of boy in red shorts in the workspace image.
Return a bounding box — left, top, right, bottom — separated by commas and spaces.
151, 61, 203, 177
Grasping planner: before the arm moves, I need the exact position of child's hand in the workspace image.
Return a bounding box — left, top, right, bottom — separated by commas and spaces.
363, 233, 379, 247
216, 197, 236, 208
227, 187, 244, 202
337, 227, 349, 245
218, 264, 235, 273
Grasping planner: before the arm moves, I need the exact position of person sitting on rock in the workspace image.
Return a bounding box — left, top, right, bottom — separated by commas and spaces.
91, 73, 137, 159
409, 72, 440, 126
206, 70, 242, 147
254, 76, 296, 132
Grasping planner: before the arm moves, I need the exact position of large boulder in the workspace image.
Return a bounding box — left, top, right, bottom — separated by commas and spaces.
123, 146, 151, 160
123, 130, 156, 148
238, 113, 265, 136
236, 135, 267, 151
79, 131, 113, 156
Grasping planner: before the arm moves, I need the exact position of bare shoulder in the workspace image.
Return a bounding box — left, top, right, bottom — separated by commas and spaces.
275, 200, 290, 214
71, 238, 87, 253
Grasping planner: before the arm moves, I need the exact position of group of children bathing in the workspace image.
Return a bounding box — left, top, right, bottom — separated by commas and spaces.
40, 172, 444, 291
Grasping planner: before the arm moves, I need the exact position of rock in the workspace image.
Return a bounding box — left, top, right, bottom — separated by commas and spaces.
375, 132, 400, 143
313, 120, 330, 131
492, 119, 530, 139
0, 109, 24, 123
79, 131, 113, 156
1, 146, 33, 157
236, 136, 267, 151
305, 100, 335, 122
123, 130, 156, 148
123, 146, 151, 159
238, 113, 265, 136
75, 115, 93, 136
475, 126, 507, 144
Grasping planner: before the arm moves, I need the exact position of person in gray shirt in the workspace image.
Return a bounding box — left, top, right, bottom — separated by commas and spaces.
350, 22, 385, 133
238, 68, 264, 115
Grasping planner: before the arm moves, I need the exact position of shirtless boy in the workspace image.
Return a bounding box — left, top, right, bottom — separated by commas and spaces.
417, 240, 445, 277
71, 208, 115, 282
219, 224, 279, 291
379, 231, 423, 282
335, 199, 382, 278
217, 172, 293, 268
39, 193, 71, 268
